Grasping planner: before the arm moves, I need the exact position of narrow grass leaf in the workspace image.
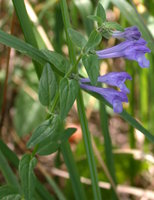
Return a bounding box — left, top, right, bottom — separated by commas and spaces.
0, 29, 64, 76
41, 49, 70, 73
12, 0, 43, 77
61, 141, 87, 200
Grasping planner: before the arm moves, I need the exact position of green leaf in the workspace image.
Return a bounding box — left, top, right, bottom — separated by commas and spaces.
27, 115, 60, 148
68, 28, 87, 48
12, 0, 43, 78
60, 128, 77, 142
41, 49, 70, 73
85, 30, 102, 52
105, 21, 124, 31
37, 141, 59, 156
0, 150, 19, 186
39, 63, 57, 106
96, 3, 106, 24
60, 78, 79, 120
0, 185, 20, 200
0, 29, 64, 76
88, 15, 103, 25
82, 54, 99, 85
19, 154, 37, 200
2, 195, 21, 200
36, 128, 76, 156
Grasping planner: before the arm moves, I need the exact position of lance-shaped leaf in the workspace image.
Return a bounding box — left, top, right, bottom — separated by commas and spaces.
82, 54, 99, 85
39, 63, 57, 106
68, 28, 87, 48
84, 29, 102, 52
41, 49, 70, 73
105, 21, 124, 31
96, 2, 106, 24
0, 185, 21, 200
88, 15, 103, 25
36, 128, 76, 156
27, 115, 60, 148
60, 78, 79, 120
19, 154, 37, 200
0, 29, 65, 76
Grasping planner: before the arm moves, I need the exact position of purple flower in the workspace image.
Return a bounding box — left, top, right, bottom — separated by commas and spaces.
80, 72, 132, 93
80, 83, 128, 113
96, 38, 151, 68
112, 26, 141, 40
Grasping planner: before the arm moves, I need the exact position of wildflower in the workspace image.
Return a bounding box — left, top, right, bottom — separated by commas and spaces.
96, 38, 151, 68
80, 72, 132, 93
80, 83, 128, 113
112, 26, 141, 40
80, 72, 131, 113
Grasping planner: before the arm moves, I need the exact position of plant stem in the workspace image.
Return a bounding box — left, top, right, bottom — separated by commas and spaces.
77, 90, 102, 200
61, 142, 86, 200
60, 0, 102, 199
99, 102, 118, 199
61, 0, 101, 200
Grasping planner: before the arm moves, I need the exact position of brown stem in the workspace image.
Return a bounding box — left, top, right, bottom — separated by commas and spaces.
0, 11, 16, 133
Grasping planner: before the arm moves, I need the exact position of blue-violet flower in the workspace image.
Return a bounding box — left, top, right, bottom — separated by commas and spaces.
80, 83, 128, 113
96, 38, 151, 68
80, 72, 131, 113
80, 72, 132, 93
112, 26, 141, 40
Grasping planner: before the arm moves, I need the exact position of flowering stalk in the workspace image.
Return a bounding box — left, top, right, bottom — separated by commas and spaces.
61, 0, 102, 199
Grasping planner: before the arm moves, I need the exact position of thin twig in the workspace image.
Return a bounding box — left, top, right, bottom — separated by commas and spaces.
91, 136, 120, 199
0, 11, 16, 133
51, 167, 154, 199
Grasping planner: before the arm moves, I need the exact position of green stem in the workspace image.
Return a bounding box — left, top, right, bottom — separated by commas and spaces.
60, 1, 87, 199
61, 0, 102, 199
60, 0, 76, 65
77, 90, 102, 200
61, 142, 86, 200
99, 102, 118, 199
